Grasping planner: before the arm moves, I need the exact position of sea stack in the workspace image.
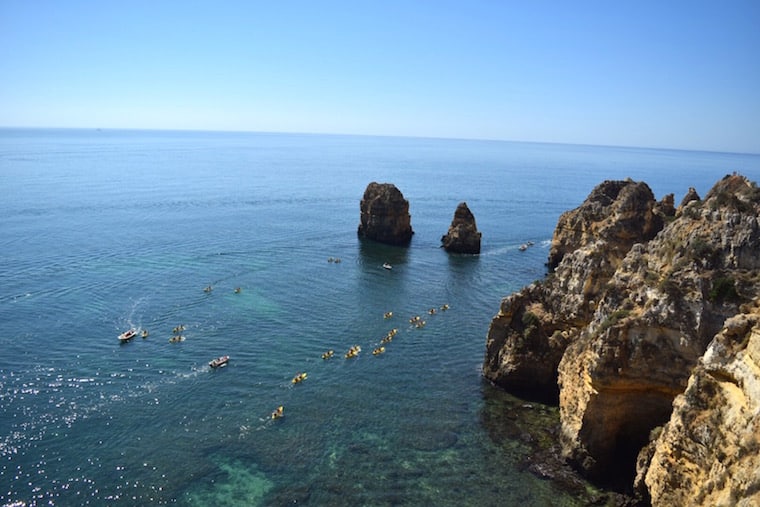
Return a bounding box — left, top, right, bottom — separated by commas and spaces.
483, 174, 760, 501
358, 182, 413, 245
441, 202, 481, 254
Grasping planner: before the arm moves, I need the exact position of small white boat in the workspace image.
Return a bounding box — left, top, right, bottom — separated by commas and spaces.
209, 355, 229, 368
382, 263, 392, 270
118, 328, 137, 342
519, 241, 534, 251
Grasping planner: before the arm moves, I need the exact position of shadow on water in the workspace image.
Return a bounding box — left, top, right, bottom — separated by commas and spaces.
445, 250, 481, 267
444, 250, 481, 292
357, 237, 410, 270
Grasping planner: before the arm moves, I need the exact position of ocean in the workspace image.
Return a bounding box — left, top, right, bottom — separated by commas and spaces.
1, 128, 759, 506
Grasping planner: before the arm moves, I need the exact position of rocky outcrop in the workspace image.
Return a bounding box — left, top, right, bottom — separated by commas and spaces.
655, 193, 675, 217
483, 174, 760, 499
679, 186, 701, 209
546, 179, 664, 271
357, 182, 413, 245
484, 179, 665, 399
441, 202, 481, 254
636, 305, 760, 506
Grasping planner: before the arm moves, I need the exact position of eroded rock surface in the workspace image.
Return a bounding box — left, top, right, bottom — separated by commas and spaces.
546, 179, 663, 272
357, 182, 413, 245
678, 186, 701, 209
484, 174, 760, 500
484, 179, 664, 399
441, 202, 481, 254
636, 306, 760, 507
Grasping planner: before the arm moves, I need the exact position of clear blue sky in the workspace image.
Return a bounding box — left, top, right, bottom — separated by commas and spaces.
1, 1, 758, 153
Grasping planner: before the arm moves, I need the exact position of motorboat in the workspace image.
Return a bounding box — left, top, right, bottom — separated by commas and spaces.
209, 355, 230, 368
382, 263, 392, 270
118, 328, 137, 342
519, 241, 534, 251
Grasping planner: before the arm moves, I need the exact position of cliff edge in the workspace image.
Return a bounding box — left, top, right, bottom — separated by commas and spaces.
483, 174, 760, 503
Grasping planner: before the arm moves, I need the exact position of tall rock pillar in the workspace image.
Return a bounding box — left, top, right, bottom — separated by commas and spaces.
358, 182, 413, 245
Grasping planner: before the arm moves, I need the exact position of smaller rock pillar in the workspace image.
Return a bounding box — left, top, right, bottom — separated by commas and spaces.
441, 202, 481, 254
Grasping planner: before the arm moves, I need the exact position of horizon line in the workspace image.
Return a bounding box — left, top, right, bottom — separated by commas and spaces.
1, 125, 758, 157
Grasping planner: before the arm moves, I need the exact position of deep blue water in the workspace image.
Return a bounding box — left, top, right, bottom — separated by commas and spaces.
1, 129, 758, 506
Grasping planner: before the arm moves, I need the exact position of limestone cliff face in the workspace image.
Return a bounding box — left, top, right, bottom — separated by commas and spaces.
484, 179, 663, 398
483, 174, 760, 499
547, 179, 664, 271
357, 182, 413, 245
441, 202, 481, 254
558, 175, 760, 485
637, 306, 760, 507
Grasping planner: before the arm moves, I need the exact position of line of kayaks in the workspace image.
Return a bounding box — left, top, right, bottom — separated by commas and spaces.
118, 324, 187, 343
119, 302, 450, 421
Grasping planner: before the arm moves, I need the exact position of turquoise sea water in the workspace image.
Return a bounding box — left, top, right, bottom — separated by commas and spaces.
1, 129, 759, 506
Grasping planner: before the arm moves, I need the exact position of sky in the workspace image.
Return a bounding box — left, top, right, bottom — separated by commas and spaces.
1, 1, 759, 153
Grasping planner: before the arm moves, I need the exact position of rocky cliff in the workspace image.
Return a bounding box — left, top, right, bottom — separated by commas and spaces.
484, 179, 664, 399
357, 182, 413, 245
441, 202, 481, 254
636, 304, 760, 506
483, 174, 760, 502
